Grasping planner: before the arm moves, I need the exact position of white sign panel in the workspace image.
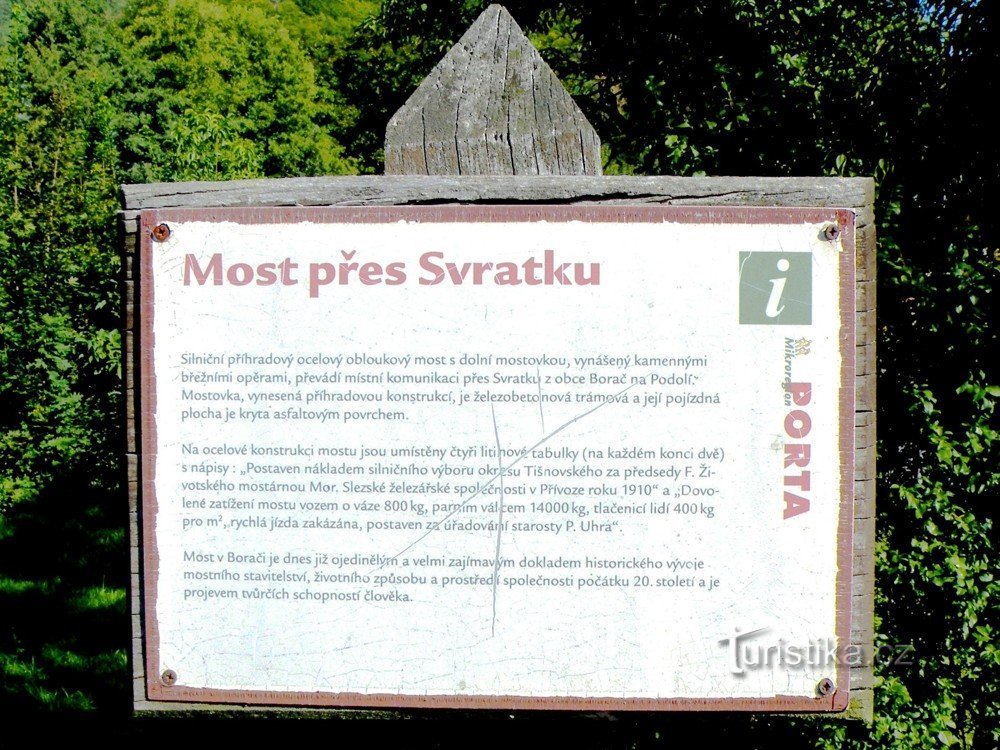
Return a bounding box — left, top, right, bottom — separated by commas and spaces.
139, 205, 855, 710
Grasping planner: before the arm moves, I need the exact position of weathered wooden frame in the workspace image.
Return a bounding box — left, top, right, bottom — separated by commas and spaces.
121, 174, 875, 719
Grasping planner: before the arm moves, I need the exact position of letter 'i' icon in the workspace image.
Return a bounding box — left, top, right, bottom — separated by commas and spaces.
765, 258, 791, 318
739, 252, 811, 325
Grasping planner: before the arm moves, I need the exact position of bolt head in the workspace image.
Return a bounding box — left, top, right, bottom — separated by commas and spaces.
152, 223, 171, 242
817, 677, 835, 697
822, 224, 841, 242
161, 669, 177, 686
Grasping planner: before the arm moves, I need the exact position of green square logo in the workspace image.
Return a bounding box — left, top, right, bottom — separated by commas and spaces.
738, 252, 812, 325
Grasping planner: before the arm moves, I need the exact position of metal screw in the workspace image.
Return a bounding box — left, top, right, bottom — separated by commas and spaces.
817, 677, 835, 697
822, 224, 841, 242
152, 223, 171, 242
161, 669, 177, 686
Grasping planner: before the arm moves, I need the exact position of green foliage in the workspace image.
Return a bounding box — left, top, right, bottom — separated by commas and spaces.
865, 5, 999, 745
0, 0, 369, 716
0, 0, 371, 512
0, 0, 140, 714
117, 0, 360, 181
0, 0, 123, 511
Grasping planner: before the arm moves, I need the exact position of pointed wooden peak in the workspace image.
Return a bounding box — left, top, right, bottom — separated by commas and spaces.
385, 4, 601, 176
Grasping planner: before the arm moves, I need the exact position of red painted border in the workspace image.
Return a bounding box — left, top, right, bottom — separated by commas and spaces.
138, 205, 856, 712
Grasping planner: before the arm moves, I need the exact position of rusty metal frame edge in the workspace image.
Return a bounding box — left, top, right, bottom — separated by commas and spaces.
134, 203, 859, 714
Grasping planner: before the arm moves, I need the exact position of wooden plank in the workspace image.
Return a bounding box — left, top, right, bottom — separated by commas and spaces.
855, 344, 872, 377
384, 6, 601, 176
126, 386, 136, 434
854, 479, 875, 520
125, 331, 136, 391
854, 428, 873, 453
851, 620, 875, 668
855, 423, 875, 450
124, 280, 135, 331
846, 688, 874, 720
132, 638, 145, 675
855, 444, 876, 482
853, 551, 872, 574
856, 224, 877, 282
850, 665, 874, 690
851, 588, 875, 615
856, 310, 876, 350
121, 229, 137, 254
849, 623, 873, 646
856, 280, 875, 313
121, 175, 874, 214
853, 516, 876, 559
856, 373, 875, 413
121, 209, 140, 235
852, 570, 874, 591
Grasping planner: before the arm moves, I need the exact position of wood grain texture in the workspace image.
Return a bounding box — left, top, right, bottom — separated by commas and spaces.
856, 345, 872, 377
384, 5, 600, 176
848, 688, 874, 719
856, 281, 875, 313
856, 224, 877, 282
855, 480, 875, 520
851, 214, 876, 724
856, 373, 876, 413
122, 221, 144, 689
121, 175, 873, 217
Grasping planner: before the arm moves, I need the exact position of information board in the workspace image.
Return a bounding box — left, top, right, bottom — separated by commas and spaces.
139, 205, 855, 710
